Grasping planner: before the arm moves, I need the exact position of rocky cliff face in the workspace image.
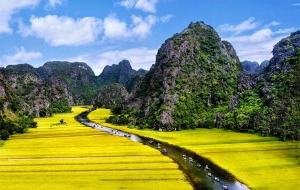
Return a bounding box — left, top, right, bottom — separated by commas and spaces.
250, 30, 300, 140
125, 23, 299, 140
99, 60, 147, 93
0, 60, 146, 117
0, 64, 70, 117
36, 61, 99, 105
93, 83, 129, 108
127, 21, 241, 131
100, 60, 133, 85
242, 60, 259, 73
242, 60, 269, 74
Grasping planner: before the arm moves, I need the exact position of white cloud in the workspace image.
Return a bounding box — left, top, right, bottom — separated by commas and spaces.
46, 0, 66, 8
118, 0, 159, 13
131, 15, 157, 38
119, 0, 136, 8
67, 47, 157, 75
18, 12, 159, 45
160, 14, 173, 23
224, 28, 293, 63
0, 47, 42, 67
264, 21, 281, 28
218, 18, 296, 63
232, 36, 285, 63
0, 0, 39, 34
274, 28, 296, 34
103, 14, 157, 40
218, 17, 260, 35
103, 15, 130, 39
249, 28, 273, 42
135, 0, 158, 13
18, 15, 103, 46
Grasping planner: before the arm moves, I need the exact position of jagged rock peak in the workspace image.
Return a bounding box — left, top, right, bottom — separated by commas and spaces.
101, 59, 132, 75
271, 30, 300, 66
99, 60, 147, 92
128, 21, 241, 131
118, 59, 132, 69
242, 60, 269, 74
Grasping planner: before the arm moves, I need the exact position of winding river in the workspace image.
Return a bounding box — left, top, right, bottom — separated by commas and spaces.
76, 110, 250, 190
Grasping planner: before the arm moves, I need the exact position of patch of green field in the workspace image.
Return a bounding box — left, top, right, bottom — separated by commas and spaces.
0, 106, 192, 190
89, 108, 300, 190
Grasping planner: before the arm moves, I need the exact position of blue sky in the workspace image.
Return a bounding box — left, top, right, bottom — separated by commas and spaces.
0, 0, 299, 75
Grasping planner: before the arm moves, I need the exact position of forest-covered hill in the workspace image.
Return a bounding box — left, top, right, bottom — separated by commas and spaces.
0, 60, 145, 117
124, 22, 300, 140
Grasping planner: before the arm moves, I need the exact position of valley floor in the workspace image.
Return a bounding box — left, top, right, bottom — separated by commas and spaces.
89, 108, 300, 190
0, 106, 192, 190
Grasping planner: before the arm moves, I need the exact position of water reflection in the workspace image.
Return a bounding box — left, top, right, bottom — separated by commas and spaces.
76, 111, 249, 190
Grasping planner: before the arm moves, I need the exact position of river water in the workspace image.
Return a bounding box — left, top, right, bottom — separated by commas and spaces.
76, 110, 250, 190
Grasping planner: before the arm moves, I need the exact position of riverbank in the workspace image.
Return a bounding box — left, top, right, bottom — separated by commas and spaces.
0, 107, 192, 190
88, 108, 300, 190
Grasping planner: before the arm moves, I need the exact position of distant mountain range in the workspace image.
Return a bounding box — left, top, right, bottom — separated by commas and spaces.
0, 60, 146, 117
241, 60, 269, 74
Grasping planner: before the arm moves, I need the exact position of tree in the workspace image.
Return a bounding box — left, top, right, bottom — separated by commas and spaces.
111, 105, 123, 115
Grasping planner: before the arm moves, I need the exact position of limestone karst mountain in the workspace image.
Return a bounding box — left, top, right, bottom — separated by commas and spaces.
124, 22, 299, 140
127, 21, 241, 131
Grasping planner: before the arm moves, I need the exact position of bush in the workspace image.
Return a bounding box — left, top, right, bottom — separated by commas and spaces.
0, 129, 10, 140
106, 114, 130, 125
111, 105, 123, 115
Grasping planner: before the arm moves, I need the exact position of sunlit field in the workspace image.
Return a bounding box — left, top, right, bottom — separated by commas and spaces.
0, 106, 192, 190
89, 108, 300, 190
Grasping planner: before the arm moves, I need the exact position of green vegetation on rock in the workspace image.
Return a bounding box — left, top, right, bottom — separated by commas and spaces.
127, 21, 241, 131
124, 22, 300, 140
93, 83, 129, 109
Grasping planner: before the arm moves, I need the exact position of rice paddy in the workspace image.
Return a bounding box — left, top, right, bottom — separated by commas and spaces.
0, 106, 192, 190
89, 108, 300, 190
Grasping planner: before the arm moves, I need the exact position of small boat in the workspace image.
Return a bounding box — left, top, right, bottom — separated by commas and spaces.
157, 143, 161, 149
149, 139, 153, 144
162, 148, 168, 153
222, 185, 228, 189
197, 163, 201, 168
182, 155, 187, 160
205, 165, 210, 170
188, 157, 194, 163
215, 177, 219, 182
207, 172, 212, 177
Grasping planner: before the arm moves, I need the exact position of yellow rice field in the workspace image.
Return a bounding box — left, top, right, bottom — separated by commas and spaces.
89, 108, 300, 190
0, 106, 192, 190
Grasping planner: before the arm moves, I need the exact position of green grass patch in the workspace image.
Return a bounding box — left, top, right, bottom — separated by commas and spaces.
89, 108, 300, 190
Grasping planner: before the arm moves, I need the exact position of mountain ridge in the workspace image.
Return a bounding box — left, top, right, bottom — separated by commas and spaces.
123, 22, 299, 140
0, 60, 146, 118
